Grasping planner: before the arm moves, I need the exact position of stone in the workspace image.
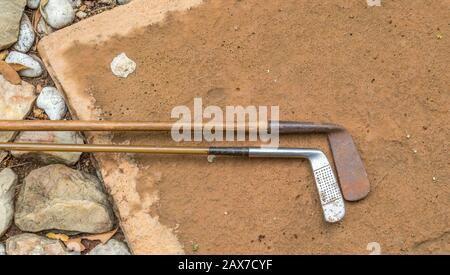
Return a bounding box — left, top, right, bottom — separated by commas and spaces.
42, 0, 75, 29
117, 0, 132, 5
75, 10, 87, 19
12, 131, 84, 165
0, 75, 36, 144
5, 51, 43, 77
0, 0, 27, 50
0, 168, 18, 237
12, 14, 35, 53
6, 233, 73, 255
110, 53, 136, 78
367, 0, 381, 7
88, 239, 131, 255
36, 86, 67, 120
27, 0, 40, 9
0, 243, 5, 255
15, 164, 115, 233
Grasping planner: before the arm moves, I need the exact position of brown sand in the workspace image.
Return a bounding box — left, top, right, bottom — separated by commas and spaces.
47, 0, 448, 254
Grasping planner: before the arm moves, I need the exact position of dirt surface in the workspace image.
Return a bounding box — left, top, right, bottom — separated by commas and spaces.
40, 0, 449, 254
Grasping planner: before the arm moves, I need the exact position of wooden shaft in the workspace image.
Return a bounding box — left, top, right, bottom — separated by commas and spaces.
0, 120, 342, 133
0, 120, 265, 132
0, 143, 209, 154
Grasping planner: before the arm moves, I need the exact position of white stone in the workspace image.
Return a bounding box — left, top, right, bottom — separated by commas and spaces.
5, 51, 43, 78
111, 53, 136, 78
367, 0, 381, 7
36, 87, 67, 120
13, 14, 35, 53
36, 17, 54, 36
75, 10, 87, 19
0, 75, 36, 143
0, 168, 18, 237
12, 131, 84, 165
88, 239, 131, 255
42, 0, 75, 29
27, 0, 40, 9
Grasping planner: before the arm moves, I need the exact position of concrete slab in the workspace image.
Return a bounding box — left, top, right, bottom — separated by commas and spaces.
38, 0, 450, 254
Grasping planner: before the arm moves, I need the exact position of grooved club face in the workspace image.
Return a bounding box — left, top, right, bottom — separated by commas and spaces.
313, 165, 345, 223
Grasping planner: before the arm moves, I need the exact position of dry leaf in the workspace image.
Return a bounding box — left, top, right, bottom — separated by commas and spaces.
8, 63, 30, 72
64, 228, 118, 253
0, 61, 21, 85
33, 9, 42, 34
0, 50, 8, 61
46, 232, 70, 242
40, 0, 49, 16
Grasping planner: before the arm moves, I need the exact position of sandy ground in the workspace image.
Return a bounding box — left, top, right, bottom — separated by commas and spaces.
41, 0, 449, 254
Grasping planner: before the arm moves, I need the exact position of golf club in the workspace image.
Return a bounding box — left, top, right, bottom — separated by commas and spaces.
0, 120, 369, 201
0, 142, 345, 223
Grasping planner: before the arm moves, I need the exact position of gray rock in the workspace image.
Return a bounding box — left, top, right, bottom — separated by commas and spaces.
99, 0, 116, 4
0, 0, 27, 50
15, 164, 115, 233
6, 233, 73, 255
36, 87, 67, 120
12, 14, 35, 53
27, 0, 40, 9
5, 51, 43, 77
42, 0, 75, 29
0, 75, 36, 144
0, 168, 18, 237
0, 243, 5, 255
88, 239, 131, 255
117, 0, 132, 4
12, 131, 84, 165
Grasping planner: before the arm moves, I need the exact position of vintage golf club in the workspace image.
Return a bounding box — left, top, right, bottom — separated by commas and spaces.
0, 120, 370, 201
0, 142, 345, 223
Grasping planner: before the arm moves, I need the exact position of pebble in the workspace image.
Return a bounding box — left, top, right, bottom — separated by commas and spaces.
27, 0, 40, 9
207, 155, 216, 163
12, 131, 84, 165
110, 53, 136, 78
88, 239, 131, 255
36, 87, 67, 120
75, 10, 87, 19
6, 233, 74, 255
367, 0, 381, 6
0, 168, 18, 237
0, 243, 5, 255
12, 14, 35, 53
42, 0, 76, 29
5, 51, 43, 78
117, 0, 132, 4
14, 164, 115, 233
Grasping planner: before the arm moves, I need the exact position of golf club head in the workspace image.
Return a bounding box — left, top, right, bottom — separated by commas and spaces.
249, 147, 345, 223
327, 130, 370, 201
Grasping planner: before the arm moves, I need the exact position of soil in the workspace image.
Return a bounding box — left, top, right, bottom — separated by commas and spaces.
56, 0, 449, 254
